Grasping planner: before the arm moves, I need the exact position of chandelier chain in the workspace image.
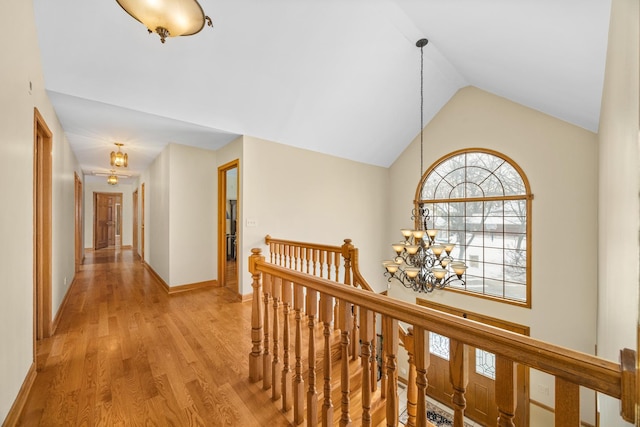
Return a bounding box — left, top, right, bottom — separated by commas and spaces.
420, 41, 424, 177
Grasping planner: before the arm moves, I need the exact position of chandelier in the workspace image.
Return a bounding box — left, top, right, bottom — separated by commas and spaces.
116, 0, 213, 44
382, 39, 467, 293
107, 171, 118, 185
110, 143, 128, 168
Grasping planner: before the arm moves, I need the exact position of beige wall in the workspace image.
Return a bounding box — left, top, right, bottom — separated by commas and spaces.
388, 86, 599, 421
597, 0, 639, 425
240, 136, 390, 296
0, 0, 81, 422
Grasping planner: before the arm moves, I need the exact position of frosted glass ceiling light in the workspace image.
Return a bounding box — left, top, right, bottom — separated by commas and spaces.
107, 171, 118, 185
116, 0, 213, 43
110, 143, 128, 168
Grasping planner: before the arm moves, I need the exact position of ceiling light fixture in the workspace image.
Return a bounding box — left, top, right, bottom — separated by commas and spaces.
116, 0, 213, 44
107, 171, 118, 185
382, 39, 467, 293
110, 143, 128, 168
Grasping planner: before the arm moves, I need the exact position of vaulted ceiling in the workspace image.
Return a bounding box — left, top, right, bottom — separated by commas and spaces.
33, 0, 612, 182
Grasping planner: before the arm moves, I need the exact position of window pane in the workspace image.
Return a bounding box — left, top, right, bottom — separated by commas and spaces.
484, 263, 504, 281
435, 181, 455, 199
496, 163, 526, 195
484, 248, 504, 264
429, 332, 450, 360
484, 278, 504, 297
505, 282, 527, 301
505, 265, 526, 283
481, 173, 506, 197
475, 349, 496, 379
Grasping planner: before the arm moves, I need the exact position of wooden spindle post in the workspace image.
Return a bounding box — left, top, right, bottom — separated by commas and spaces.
406, 350, 417, 427
281, 280, 293, 411
414, 326, 430, 427
555, 378, 579, 427
495, 355, 517, 427
360, 308, 374, 427
293, 284, 305, 425
351, 306, 359, 361
307, 289, 319, 425
338, 299, 353, 427
262, 274, 273, 390
248, 248, 264, 383
371, 315, 378, 393
271, 277, 282, 401
449, 339, 468, 427
384, 317, 399, 427
321, 294, 334, 426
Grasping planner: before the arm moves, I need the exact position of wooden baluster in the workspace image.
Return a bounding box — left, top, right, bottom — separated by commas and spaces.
249, 248, 264, 383
294, 246, 301, 271
271, 277, 282, 401
351, 306, 359, 361
321, 294, 334, 426
495, 355, 517, 427
262, 274, 273, 390
449, 339, 468, 427
320, 250, 326, 278
281, 280, 293, 412
371, 316, 378, 393
305, 248, 311, 274
404, 328, 417, 427
414, 326, 430, 427
555, 378, 579, 427
334, 252, 340, 283
293, 284, 305, 425
384, 317, 399, 427
338, 299, 353, 427
307, 289, 319, 425
313, 249, 318, 276
360, 308, 374, 427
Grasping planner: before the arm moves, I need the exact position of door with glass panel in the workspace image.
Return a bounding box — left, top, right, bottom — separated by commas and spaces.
420, 300, 529, 426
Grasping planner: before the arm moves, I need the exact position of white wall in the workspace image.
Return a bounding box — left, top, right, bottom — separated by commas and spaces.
240, 136, 390, 296
597, 0, 639, 424
83, 180, 135, 249
145, 145, 171, 282
168, 144, 217, 286
0, 0, 81, 422
388, 86, 599, 421
139, 143, 218, 287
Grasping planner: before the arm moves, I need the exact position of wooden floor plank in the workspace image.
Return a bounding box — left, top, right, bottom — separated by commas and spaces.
17, 248, 293, 426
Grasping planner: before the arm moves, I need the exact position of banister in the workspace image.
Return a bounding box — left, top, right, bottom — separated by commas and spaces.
265, 234, 344, 254
250, 255, 623, 399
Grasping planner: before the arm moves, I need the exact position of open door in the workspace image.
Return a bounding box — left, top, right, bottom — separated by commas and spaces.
94, 192, 122, 250
218, 160, 239, 296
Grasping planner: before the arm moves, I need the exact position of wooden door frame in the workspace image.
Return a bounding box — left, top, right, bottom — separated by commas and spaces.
93, 192, 122, 250
33, 108, 52, 352
74, 172, 83, 271
217, 160, 239, 295
133, 189, 138, 258
140, 183, 145, 263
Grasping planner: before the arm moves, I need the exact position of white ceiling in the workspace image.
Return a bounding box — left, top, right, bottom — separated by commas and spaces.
33, 0, 612, 181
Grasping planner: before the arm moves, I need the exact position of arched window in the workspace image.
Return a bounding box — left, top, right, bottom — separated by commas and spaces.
417, 149, 533, 306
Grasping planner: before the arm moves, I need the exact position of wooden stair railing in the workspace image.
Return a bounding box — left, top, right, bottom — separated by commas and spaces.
250, 238, 637, 426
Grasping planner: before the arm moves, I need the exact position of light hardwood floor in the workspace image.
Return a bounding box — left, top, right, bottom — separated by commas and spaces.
18, 248, 292, 426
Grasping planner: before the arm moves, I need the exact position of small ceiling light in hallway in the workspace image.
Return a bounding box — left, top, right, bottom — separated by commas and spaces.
115, 0, 213, 44
107, 171, 118, 185
110, 143, 128, 168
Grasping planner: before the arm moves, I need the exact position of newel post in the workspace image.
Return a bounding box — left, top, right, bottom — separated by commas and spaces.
249, 248, 264, 383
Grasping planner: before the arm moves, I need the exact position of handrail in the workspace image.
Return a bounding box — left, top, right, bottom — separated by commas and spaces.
252, 257, 623, 399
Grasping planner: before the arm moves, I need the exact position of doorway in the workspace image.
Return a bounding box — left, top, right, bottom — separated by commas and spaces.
34, 108, 52, 357
217, 160, 239, 295
93, 192, 122, 250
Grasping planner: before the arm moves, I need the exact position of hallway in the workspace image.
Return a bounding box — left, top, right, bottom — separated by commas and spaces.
18, 248, 291, 426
